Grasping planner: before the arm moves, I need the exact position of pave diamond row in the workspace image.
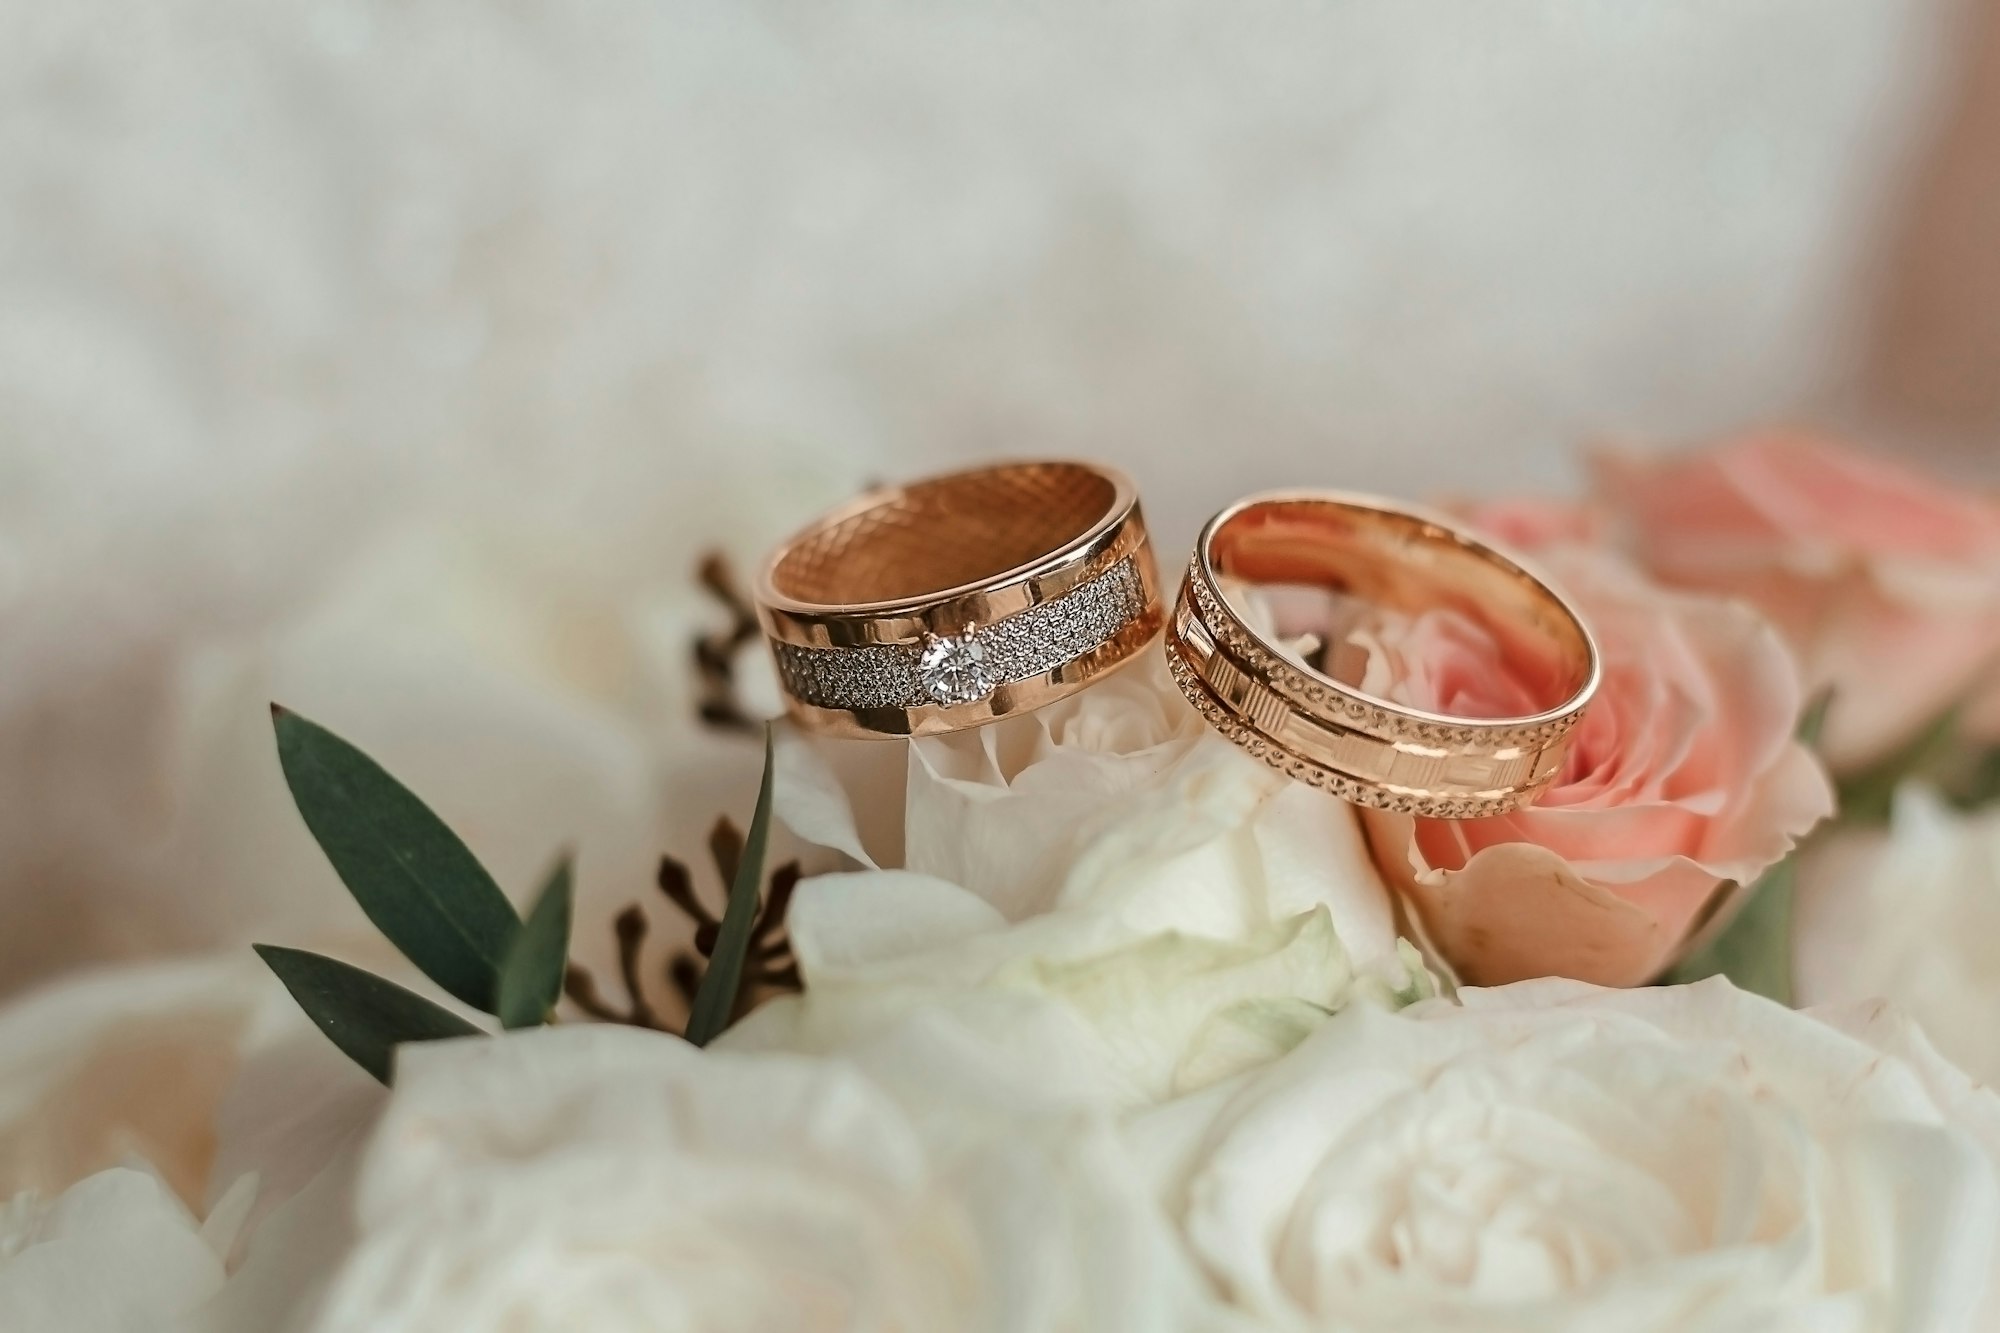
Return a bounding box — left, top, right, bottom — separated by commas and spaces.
773, 557, 1147, 711
977, 558, 1145, 682
774, 642, 920, 711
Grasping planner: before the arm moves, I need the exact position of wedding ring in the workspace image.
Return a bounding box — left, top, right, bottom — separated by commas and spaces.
1166, 491, 1599, 817
757, 460, 1164, 738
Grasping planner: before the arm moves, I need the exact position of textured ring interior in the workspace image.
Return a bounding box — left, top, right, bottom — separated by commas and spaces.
770, 462, 1116, 606
1208, 498, 1595, 711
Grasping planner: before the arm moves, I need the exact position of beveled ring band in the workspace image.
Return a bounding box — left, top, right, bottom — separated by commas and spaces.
756, 460, 1164, 738
1166, 491, 1600, 817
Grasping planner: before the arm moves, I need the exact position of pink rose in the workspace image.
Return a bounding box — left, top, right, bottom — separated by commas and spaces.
1355, 546, 1833, 987
1447, 495, 1607, 552
1593, 430, 2000, 772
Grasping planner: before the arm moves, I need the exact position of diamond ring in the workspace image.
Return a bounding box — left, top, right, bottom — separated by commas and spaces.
755, 461, 1163, 738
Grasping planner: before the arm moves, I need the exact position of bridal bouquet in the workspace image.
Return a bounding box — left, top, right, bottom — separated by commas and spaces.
12, 428, 2000, 1333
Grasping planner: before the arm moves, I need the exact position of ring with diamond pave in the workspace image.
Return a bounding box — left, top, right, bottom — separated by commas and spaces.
1167, 491, 1600, 818
756, 460, 1165, 738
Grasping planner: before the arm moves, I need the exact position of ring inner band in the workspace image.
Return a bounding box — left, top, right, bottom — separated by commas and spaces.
768, 462, 1118, 607
1208, 499, 1594, 719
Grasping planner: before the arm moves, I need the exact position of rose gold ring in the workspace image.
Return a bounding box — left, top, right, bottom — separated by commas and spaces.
1166, 491, 1600, 817
756, 460, 1164, 738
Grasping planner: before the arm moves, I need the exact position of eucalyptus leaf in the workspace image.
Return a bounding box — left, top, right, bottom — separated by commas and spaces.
1796, 687, 1834, 750
497, 854, 574, 1030
271, 707, 521, 1012
1660, 854, 1798, 1003
1951, 745, 2000, 811
254, 944, 483, 1085
685, 728, 774, 1046
1837, 701, 1961, 826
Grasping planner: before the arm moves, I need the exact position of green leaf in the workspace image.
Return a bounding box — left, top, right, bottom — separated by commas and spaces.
685, 727, 774, 1047
1949, 744, 2000, 811
254, 944, 483, 1085
271, 706, 521, 1012
497, 854, 574, 1030
1796, 687, 1835, 749
1837, 701, 1962, 826
1660, 853, 1798, 1003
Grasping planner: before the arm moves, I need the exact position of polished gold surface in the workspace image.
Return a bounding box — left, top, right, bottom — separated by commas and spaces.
757, 460, 1163, 738
767, 464, 1118, 607
1167, 491, 1599, 817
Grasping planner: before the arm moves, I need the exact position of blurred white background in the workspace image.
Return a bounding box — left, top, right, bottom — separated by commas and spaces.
3, 0, 1995, 995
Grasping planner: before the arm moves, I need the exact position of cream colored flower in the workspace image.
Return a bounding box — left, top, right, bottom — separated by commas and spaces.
0, 947, 388, 1303
0, 1166, 252, 1333
300, 1026, 1220, 1333
751, 652, 1424, 1107
1141, 977, 2000, 1332
1795, 784, 2000, 1088
0, 955, 280, 1211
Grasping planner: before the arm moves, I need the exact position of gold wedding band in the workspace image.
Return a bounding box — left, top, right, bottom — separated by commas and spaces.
756, 460, 1164, 738
1166, 491, 1599, 817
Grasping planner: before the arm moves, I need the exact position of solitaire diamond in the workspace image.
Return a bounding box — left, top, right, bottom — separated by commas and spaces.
918, 632, 994, 705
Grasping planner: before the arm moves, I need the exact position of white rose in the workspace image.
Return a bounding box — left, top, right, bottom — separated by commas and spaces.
1139, 977, 2000, 1332
0, 955, 286, 1212
294, 1025, 1220, 1333
1795, 784, 2000, 1087
0, 1166, 252, 1333
0, 947, 394, 1255
749, 651, 1425, 1107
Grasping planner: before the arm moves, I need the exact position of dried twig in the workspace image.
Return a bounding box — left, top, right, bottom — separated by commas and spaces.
564, 825, 803, 1033
563, 964, 640, 1025
692, 553, 763, 734
659, 817, 802, 1014
561, 906, 672, 1032
655, 855, 718, 932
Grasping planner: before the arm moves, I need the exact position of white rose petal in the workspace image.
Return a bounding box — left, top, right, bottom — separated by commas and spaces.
1139, 976, 2000, 1332
748, 652, 1418, 1107
0, 955, 294, 1212
0, 1166, 251, 1333
1795, 783, 2000, 1089
301, 1026, 1219, 1333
